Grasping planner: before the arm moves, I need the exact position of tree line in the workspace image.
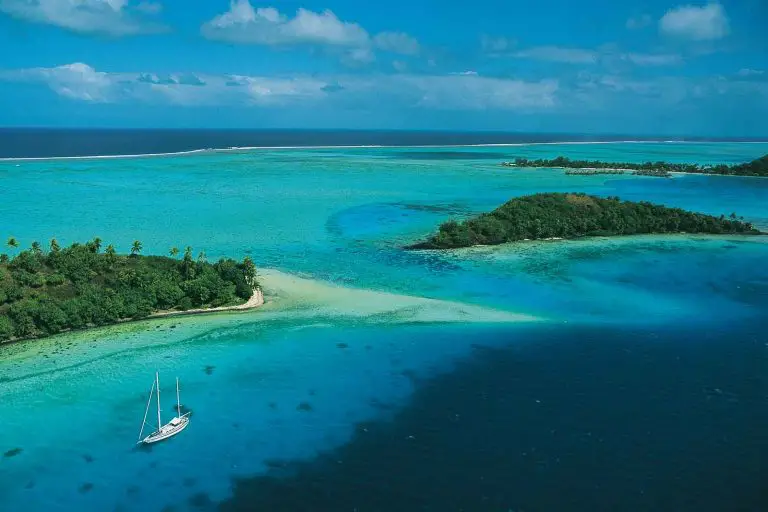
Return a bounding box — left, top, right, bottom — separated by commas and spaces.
503, 154, 768, 177
409, 193, 762, 249
0, 238, 259, 342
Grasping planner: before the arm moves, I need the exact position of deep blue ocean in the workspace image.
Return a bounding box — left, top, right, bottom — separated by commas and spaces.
0, 127, 765, 158
221, 322, 768, 512
0, 131, 767, 512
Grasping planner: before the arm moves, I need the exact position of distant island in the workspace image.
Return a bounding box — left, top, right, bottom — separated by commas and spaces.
0, 238, 261, 343
501, 154, 768, 177
408, 193, 762, 250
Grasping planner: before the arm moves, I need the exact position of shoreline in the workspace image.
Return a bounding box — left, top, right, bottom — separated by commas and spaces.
0, 287, 264, 346
505, 165, 768, 178
149, 288, 265, 318
3, 140, 768, 163
410, 231, 767, 252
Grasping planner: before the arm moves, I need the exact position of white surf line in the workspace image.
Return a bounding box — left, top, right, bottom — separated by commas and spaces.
2, 140, 767, 163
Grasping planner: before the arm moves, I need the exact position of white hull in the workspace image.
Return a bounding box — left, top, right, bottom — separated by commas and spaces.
141, 415, 190, 444
138, 373, 190, 445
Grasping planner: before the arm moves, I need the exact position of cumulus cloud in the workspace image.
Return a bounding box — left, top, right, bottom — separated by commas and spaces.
0, 62, 559, 111
512, 46, 597, 64
660, 2, 730, 40
404, 75, 557, 110
0, 0, 164, 35
201, 2, 368, 46
200, 1, 420, 63
2, 62, 114, 101
137, 73, 206, 86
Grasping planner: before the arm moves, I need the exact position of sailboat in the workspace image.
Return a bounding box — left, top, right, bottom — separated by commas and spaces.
137, 372, 190, 445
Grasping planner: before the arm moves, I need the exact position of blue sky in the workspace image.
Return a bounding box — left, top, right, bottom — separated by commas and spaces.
0, 0, 766, 135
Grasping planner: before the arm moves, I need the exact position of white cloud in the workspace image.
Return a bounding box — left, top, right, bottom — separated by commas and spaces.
201, 2, 420, 63
2, 62, 114, 101
201, 2, 368, 46
660, 2, 730, 40
513, 46, 597, 64
0, 0, 164, 35
622, 53, 682, 66
0, 62, 559, 111
737, 68, 764, 77
626, 14, 652, 29
404, 75, 557, 110
374, 31, 420, 55
342, 47, 376, 66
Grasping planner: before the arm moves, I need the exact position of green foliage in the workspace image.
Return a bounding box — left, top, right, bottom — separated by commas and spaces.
507, 154, 768, 177
410, 193, 763, 250
0, 316, 13, 339
0, 240, 260, 342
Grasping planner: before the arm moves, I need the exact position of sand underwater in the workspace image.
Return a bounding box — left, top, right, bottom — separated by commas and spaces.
1, 142, 767, 511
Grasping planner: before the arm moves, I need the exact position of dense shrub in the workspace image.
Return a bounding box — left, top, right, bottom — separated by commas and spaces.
410, 193, 762, 249
508, 154, 768, 177
0, 240, 259, 342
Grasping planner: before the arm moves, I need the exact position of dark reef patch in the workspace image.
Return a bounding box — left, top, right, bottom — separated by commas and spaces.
188, 492, 213, 509
3, 447, 22, 458
296, 401, 313, 412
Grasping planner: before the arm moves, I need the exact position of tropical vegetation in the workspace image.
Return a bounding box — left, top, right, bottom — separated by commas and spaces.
503, 154, 768, 177
409, 193, 762, 249
0, 238, 259, 342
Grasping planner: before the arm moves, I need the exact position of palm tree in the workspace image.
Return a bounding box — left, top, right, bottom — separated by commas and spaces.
6, 237, 19, 258
50, 238, 61, 253
197, 251, 207, 263
242, 256, 257, 286
130, 240, 143, 257
105, 244, 117, 264
92, 237, 102, 253
31, 241, 42, 255
169, 247, 180, 258
182, 246, 195, 279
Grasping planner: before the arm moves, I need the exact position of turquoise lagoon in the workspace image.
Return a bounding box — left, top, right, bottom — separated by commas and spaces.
1, 142, 767, 511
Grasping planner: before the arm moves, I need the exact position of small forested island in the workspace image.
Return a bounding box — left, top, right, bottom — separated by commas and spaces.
409, 193, 762, 250
502, 154, 768, 177
0, 238, 260, 342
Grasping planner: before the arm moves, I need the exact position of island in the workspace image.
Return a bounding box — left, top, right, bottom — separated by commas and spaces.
408, 193, 762, 250
0, 238, 261, 343
501, 154, 768, 177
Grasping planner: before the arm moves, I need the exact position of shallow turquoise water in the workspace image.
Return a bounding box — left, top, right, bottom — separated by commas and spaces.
1, 143, 767, 511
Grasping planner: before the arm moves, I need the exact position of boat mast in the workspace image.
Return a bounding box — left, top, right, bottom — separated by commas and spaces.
156, 371, 162, 429
176, 377, 181, 418
138, 378, 156, 442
